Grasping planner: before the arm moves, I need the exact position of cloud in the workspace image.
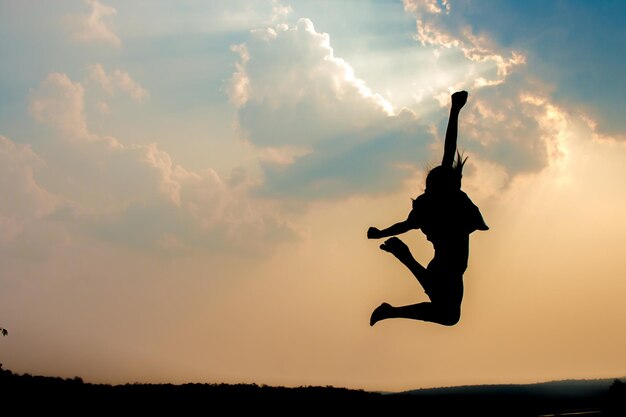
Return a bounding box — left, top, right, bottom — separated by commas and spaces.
271, 0, 292, 22
226, 15, 569, 202
0, 135, 71, 263
228, 19, 434, 201
66, 0, 121, 47
0, 136, 58, 244
258, 112, 433, 200
26, 72, 295, 254
455, 77, 569, 178
403, 0, 525, 87
394, 1, 583, 193
403, 0, 451, 15
228, 19, 394, 140
29, 72, 94, 141
225, 9, 590, 204
88, 64, 149, 102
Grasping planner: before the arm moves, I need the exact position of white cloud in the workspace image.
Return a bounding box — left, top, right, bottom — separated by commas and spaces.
580, 114, 624, 145
395, 1, 580, 192
88, 64, 149, 102
66, 0, 121, 47
271, 0, 292, 22
29, 72, 94, 141
26, 72, 295, 253
404, 0, 451, 15
403, 0, 525, 87
0, 136, 58, 244
519, 92, 570, 167
450, 106, 561, 198
228, 19, 393, 119
443, 80, 573, 193
228, 19, 433, 200
227, 44, 250, 107
224, 12, 585, 204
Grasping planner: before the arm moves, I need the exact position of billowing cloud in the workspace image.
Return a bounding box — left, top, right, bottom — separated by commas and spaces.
88, 64, 149, 102
0, 136, 58, 245
227, 16, 569, 202
453, 77, 570, 181
258, 111, 433, 199
66, 0, 121, 47
392, 1, 584, 193
403, 0, 525, 87
29, 73, 94, 141
230, 19, 392, 146
26, 72, 294, 254
228, 19, 435, 200
271, 0, 292, 22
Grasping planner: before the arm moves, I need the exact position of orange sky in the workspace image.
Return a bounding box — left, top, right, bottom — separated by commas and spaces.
1, 0, 626, 392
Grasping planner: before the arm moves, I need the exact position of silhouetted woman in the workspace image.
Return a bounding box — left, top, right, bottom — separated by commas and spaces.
368, 90, 488, 326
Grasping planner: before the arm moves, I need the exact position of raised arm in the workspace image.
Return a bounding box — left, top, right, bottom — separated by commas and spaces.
442, 91, 468, 168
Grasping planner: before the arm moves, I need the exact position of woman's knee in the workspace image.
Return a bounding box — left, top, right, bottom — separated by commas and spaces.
436, 307, 461, 326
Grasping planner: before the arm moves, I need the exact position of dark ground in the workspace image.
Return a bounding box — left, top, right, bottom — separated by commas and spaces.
1, 365, 624, 415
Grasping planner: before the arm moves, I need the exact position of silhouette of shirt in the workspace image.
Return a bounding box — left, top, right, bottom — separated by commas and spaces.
408, 190, 488, 275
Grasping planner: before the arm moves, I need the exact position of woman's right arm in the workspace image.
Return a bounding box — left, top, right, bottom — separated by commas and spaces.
367, 219, 413, 239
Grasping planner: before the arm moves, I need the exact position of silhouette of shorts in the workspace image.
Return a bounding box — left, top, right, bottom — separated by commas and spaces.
424, 266, 464, 308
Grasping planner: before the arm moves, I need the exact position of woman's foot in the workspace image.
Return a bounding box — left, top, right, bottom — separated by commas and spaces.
370, 302, 393, 326
380, 237, 412, 262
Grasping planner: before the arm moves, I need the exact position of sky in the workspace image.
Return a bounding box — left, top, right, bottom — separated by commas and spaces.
1, 0, 626, 392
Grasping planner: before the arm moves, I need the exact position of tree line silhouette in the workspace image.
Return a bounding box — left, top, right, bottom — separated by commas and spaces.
1, 364, 624, 415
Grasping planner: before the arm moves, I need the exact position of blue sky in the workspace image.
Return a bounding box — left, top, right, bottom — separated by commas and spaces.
439, 0, 626, 137
1, 0, 626, 391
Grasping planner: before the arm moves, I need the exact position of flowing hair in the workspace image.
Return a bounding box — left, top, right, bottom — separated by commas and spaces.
453, 150, 468, 179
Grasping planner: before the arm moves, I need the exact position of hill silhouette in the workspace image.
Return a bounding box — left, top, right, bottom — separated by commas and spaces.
1, 364, 624, 415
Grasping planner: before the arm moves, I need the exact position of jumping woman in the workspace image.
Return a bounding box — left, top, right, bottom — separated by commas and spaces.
368, 90, 488, 327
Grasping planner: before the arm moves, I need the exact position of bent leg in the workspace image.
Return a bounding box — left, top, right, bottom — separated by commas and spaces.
380, 237, 432, 292
370, 302, 460, 327
371, 278, 463, 327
